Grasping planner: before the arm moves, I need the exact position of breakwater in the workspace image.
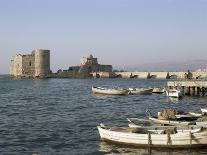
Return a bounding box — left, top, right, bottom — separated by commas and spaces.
114, 71, 207, 79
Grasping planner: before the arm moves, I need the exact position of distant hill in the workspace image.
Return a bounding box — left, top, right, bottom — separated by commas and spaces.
116, 59, 207, 72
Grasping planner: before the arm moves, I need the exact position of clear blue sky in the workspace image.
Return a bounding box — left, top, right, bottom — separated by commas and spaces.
1, 0, 207, 73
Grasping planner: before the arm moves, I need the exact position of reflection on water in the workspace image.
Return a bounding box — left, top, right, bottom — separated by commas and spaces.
167, 97, 180, 103
99, 141, 207, 155
99, 141, 151, 155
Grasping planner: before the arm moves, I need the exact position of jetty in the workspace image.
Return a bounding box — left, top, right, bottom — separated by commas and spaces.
167, 80, 207, 96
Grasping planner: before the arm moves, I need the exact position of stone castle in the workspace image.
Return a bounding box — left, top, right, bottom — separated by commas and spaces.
10, 49, 50, 78
56, 54, 113, 78
9, 50, 207, 79
79, 54, 112, 73
10, 51, 112, 78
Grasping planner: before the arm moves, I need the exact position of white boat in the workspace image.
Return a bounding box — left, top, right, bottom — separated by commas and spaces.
146, 110, 198, 126
189, 112, 202, 117
92, 86, 129, 95
148, 116, 196, 126
128, 118, 207, 129
147, 113, 206, 126
129, 88, 153, 95
166, 89, 182, 98
152, 87, 165, 93
201, 108, 207, 114
175, 114, 201, 119
97, 124, 207, 148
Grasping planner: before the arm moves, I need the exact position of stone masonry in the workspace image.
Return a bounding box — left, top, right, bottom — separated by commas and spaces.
10, 49, 50, 78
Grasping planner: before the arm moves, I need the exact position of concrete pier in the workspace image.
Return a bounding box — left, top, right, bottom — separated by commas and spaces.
167, 80, 207, 96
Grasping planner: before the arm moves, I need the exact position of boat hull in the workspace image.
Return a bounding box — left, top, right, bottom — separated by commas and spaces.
201, 108, 207, 113
166, 89, 182, 98
149, 117, 195, 126
152, 88, 165, 93
92, 87, 129, 95
97, 126, 207, 148
129, 88, 153, 95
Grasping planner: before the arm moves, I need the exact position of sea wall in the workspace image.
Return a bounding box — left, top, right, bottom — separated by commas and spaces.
114, 71, 207, 79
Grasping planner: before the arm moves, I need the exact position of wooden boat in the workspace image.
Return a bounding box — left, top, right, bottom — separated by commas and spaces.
152, 87, 165, 93
148, 116, 196, 126
146, 110, 207, 126
129, 88, 153, 95
166, 89, 182, 98
201, 108, 207, 114
145, 110, 199, 126
128, 118, 207, 129
189, 112, 202, 117
92, 86, 129, 95
97, 124, 207, 148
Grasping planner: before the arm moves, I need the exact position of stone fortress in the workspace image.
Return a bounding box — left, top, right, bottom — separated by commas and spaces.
10, 50, 207, 79
10, 51, 113, 78
10, 49, 50, 78
55, 54, 113, 78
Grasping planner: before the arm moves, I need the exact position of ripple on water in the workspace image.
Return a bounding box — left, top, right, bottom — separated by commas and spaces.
0, 77, 207, 154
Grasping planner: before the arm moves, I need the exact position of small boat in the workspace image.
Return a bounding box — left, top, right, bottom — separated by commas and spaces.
166, 89, 182, 98
152, 87, 165, 93
128, 118, 207, 129
97, 123, 207, 148
129, 88, 153, 95
148, 116, 196, 126
146, 109, 199, 126
146, 110, 206, 126
189, 112, 202, 117
201, 108, 207, 114
92, 86, 129, 95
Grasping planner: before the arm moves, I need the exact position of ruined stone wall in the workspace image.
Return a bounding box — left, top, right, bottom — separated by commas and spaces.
53, 70, 89, 78
10, 60, 14, 75
92, 71, 116, 78
22, 55, 35, 77
10, 54, 23, 76
10, 49, 50, 78
80, 56, 98, 66
98, 65, 112, 72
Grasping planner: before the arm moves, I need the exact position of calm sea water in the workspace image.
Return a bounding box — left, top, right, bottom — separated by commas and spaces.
0, 75, 207, 155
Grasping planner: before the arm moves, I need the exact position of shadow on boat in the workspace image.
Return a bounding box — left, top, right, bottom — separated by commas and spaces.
91, 93, 129, 98
98, 141, 207, 155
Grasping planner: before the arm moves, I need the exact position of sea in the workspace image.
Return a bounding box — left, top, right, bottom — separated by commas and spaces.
0, 75, 207, 155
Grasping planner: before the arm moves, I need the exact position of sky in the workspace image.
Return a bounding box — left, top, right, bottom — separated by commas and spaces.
0, 0, 207, 74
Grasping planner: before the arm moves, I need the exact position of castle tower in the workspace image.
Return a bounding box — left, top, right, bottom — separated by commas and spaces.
34, 49, 50, 78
